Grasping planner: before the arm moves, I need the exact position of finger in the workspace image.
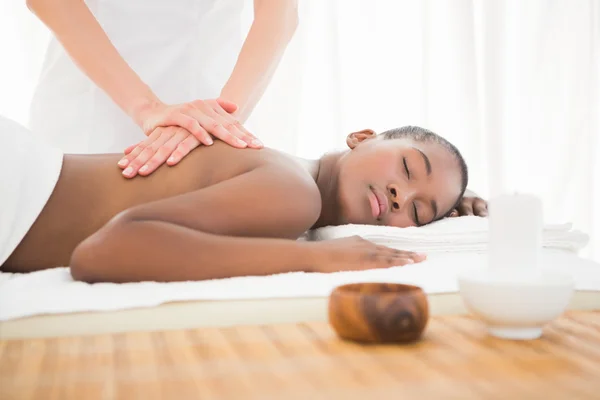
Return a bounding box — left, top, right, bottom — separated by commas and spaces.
395, 249, 427, 262
212, 106, 262, 148
473, 199, 488, 217
123, 143, 138, 155
391, 256, 417, 266
215, 109, 264, 149
190, 103, 248, 148
167, 134, 202, 166
216, 98, 239, 114
219, 116, 260, 148
185, 109, 244, 148
449, 209, 459, 218
138, 128, 190, 176
123, 129, 175, 178
376, 245, 411, 255
378, 247, 426, 263
171, 113, 214, 146
411, 253, 427, 262
196, 110, 248, 149
457, 199, 474, 216
118, 130, 162, 170
119, 142, 147, 168
381, 254, 420, 267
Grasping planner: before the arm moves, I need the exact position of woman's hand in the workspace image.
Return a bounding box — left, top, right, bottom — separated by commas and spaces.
449, 190, 488, 217
119, 126, 202, 177
137, 98, 260, 146
120, 98, 263, 177
313, 236, 426, 273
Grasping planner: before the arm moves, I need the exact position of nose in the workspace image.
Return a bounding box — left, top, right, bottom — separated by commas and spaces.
387, 183, 414, 212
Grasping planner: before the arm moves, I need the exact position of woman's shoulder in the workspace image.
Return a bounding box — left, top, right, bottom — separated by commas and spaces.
193, 143, 322, 213
196, 145, 322, 238
260, 149, 323, 220
238, 148, 322, 232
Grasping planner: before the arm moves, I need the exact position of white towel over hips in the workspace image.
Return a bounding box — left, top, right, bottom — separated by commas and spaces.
0, 116, 63, 266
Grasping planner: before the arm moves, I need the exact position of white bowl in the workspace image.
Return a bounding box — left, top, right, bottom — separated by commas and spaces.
458, 268, 574, 340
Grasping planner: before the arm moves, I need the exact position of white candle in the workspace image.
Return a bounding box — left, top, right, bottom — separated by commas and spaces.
488, 193, 543, 274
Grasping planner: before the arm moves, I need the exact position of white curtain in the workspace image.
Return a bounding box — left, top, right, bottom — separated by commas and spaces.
251, 0, 600, 262
1, 1, 599, 261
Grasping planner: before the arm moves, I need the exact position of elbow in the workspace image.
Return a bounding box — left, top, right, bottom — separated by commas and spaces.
70, 227, 117, 283
70, 235, 101, 283
69, 211, 133, 283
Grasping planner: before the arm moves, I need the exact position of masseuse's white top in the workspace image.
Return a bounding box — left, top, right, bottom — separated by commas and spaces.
0, 116, 63, 267
30, 0, 245, 154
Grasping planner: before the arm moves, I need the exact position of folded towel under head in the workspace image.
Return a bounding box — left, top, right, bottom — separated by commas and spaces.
308, 216, 589, 254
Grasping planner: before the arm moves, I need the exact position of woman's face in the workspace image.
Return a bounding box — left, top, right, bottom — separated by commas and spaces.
336, 131, 463, 227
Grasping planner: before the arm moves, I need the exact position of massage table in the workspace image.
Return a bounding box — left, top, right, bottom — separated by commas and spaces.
1, 219, 597, 339
1, 288, 599, 340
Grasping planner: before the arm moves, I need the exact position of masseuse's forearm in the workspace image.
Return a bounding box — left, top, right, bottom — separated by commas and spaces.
219, 0, 298, 122
70, 218, 318, 283
27, 0, 159, 126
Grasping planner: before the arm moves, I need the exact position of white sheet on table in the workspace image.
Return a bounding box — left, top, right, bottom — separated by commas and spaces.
1, 250, 598, 321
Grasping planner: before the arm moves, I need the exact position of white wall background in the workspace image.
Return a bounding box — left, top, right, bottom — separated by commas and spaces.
1, 0, 599, 261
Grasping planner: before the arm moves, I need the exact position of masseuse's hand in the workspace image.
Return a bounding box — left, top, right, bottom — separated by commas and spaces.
449, 190, 488, 217
119, 98, 263, 178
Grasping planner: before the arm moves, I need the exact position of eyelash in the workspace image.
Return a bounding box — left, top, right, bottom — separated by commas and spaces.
413, 203, 421, 226
403, 157, 410, 179
403, 157, 420, 225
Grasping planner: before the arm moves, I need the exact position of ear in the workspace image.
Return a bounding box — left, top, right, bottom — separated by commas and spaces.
346, 129, 377, 149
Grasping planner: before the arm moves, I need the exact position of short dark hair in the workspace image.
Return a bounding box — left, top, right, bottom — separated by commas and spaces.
380, 126, 468, 217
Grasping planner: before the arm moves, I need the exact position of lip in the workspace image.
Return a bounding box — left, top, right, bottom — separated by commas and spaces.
368, 186, 389, 220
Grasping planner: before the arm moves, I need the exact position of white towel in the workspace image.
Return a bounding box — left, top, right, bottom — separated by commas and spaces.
1, 250, 599, 321
0, 116, 63, 266
308, 216, 589, 254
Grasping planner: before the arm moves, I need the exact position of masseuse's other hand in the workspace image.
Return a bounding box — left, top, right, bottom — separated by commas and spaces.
314, 236, 426, 273
120, 98, 262, 178
449, 190, 488, 217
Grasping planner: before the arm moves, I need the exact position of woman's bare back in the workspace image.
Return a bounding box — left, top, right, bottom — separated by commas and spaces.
3, 143, 291, 272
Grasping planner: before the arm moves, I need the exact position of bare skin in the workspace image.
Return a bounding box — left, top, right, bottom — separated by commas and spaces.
4, 138, 287, 271
2, 128, 472, 283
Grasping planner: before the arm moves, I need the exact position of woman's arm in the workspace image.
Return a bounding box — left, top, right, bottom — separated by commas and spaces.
219, 0, 299, 122
27, 0, 158, 124
27, 0, 258, 151
70, 166, 321, 282
115, 0, 298, 177
71, 218, 319, 283
70, 166, 422, 283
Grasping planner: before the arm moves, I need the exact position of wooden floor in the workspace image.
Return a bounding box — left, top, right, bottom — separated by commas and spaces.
1, 311, 599, 400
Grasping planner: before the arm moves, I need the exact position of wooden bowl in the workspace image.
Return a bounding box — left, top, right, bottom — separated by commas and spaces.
328, 283, 429, 344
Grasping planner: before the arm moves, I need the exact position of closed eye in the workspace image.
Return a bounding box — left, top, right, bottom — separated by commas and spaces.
403, 157, 410, 179
413, 203, 421, 226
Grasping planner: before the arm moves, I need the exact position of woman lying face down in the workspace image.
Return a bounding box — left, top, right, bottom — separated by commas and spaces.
2, 124, 475, 283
